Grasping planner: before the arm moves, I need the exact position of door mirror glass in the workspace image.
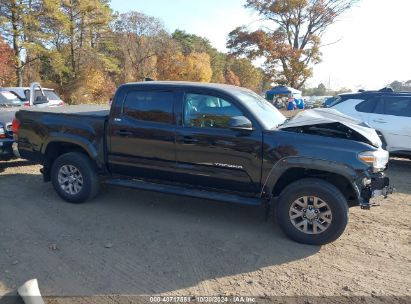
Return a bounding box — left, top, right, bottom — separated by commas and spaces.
34, 95, 49, 105
229, 116, 253, 131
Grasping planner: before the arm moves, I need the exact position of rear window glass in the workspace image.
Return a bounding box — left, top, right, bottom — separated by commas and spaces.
24, 89, 61, 101
43, 90, 61, 100
123, 91, 174, 124
355, 97, 378, 113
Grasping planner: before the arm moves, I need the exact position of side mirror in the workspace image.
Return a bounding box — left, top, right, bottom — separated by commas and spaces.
229, 116, 253, 132
33, 95, 49, 105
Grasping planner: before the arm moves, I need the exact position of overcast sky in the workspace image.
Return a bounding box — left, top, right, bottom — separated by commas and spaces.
110, 0, 410, 90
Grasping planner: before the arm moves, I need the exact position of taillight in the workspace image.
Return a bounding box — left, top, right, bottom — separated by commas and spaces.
12, 118, 20, 137
23, 101, 30, 107
0, 127, 5, 139
58, 101, 65, 106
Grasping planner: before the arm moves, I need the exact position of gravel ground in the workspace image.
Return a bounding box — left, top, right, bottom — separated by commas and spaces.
0, 158, 410, 303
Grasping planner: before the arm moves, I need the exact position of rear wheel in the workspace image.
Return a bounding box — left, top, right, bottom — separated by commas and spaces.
275, 178, 348, 245
51, 152, 100, 204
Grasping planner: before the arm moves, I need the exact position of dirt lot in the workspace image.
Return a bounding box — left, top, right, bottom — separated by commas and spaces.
0, 158, 410, 302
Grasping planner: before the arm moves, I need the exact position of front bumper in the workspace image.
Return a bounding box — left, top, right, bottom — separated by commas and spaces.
0, 138, 15, 160
359, 172, 394, 209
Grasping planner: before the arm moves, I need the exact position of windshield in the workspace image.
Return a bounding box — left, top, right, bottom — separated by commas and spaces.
44, 90, 61, 100
0, 91, 23, 107
233, 89, 286, 130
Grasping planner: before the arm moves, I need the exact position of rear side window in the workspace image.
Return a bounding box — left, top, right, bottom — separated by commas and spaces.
355, 97, 378, 113
382, 97, 411, 117
123, 91, 173, 124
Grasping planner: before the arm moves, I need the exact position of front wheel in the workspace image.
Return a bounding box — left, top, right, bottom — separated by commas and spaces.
275, 178, 348, 245
51, 152, 100, 204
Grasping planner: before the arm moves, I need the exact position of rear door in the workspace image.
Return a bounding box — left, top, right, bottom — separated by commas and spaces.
108, 88, 177, 181
333, 96, 374, 123
369, 95, 411, 152
174, 90, 263, 195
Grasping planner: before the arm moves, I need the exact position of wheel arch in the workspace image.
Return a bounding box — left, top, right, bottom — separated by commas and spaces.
263, 157, 360, 206
42, 136, 100, 181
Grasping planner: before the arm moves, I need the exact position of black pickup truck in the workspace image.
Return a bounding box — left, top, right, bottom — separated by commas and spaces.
13, 82, 393, 245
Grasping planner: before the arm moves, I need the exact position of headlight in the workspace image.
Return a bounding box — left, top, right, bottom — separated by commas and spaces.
358, 149, 389, 172
0, 126, 5, 139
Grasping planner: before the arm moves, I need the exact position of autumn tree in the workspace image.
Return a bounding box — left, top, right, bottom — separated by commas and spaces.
229, 58, 265, 91
0, 36, 15, 85
51, 0, 113, 77
172, 29, 227, 83
0, 0, 48, 85
224, 70, 241, 86
157, 51, 212, 82
227, 0, 357, 89
172, 29, 211, 55
114, 11, 168, 82
39, 0, 116, 103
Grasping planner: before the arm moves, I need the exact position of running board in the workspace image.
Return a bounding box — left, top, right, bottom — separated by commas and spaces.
105, 178, 262, 206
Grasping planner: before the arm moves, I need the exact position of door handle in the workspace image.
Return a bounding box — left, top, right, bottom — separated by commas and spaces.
182, 136, 199, 144
373, 119, 387, 123
116, 130, 132, 136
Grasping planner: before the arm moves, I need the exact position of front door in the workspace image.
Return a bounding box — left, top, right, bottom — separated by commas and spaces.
174, 91, 263, 195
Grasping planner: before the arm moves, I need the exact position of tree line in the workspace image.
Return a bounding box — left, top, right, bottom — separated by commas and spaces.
0, 0, 271, 104
0, 0, 359, 104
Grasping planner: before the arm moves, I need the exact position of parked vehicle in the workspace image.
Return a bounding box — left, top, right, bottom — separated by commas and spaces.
330, 88, 411, 158
0, 83, 59, 160
1, 83, 64, 107
0, 91, 23, 159
305, 96, 330, 109
323, 96, 338, 108
13, 82, 392, 245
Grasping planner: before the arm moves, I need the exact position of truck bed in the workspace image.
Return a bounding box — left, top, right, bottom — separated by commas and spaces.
20, 104, 110, 117
16, 104, 110, 165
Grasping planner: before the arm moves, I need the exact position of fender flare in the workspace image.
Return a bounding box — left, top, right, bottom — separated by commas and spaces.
261, 156, 360, 197
41, 133, 99, 163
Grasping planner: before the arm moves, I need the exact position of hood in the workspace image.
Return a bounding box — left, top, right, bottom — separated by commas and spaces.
279, 108, 382, 148
0, 107, 19, 127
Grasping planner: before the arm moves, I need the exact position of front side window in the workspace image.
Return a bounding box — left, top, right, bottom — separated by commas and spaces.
123, 91, 173, 124
382, 97, 411, 117
184, 93, 243, 129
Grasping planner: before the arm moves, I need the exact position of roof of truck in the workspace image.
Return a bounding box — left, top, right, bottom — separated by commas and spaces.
120, 81, 251, 93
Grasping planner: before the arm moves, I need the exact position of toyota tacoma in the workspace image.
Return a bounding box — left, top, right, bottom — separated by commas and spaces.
13, 82, 393, 245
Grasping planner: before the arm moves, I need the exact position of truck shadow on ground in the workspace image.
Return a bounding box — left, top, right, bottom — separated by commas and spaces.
0, 160, 35, 173
0, 172, 320, 297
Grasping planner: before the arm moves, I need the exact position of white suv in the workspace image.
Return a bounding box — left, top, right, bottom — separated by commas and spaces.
331, 88, 411, 158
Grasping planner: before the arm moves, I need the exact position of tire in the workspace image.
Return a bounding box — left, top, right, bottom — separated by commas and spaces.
51, 152, 100, 204
275, 178, 348, 245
